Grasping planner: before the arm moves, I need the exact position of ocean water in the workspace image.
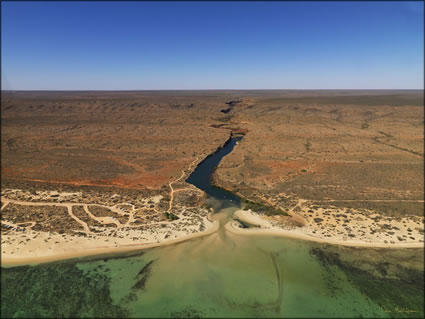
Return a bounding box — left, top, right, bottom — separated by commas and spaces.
2, 215, 423, 318
2, 135, 424, 317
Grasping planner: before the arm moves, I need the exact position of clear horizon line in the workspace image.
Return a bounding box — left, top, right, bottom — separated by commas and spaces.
2, 88, 424, 92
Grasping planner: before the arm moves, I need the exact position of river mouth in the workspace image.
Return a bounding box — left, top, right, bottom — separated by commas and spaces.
185, 135, 243, 210
2, 135, 423, 317
3, 227, 422, 318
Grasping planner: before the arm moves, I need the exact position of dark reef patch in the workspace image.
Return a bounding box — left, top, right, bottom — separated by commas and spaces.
1, 262, 128, 318
311, 247, 424, 318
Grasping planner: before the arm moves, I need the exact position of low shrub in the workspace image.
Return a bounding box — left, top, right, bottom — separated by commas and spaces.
242, 199, 288, 216
164, 212, 179, 221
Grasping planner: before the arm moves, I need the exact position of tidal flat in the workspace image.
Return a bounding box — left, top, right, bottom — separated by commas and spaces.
1, 90, 423, 318
2, 224, 423, 318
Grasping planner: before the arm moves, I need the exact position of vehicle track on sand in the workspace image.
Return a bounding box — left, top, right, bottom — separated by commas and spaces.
67, 205, 91, 233
1, 199, 94, 233
0, 186, 202, 234
83, 205, 121, 228
255, 195, 307, 225
168, 156, 202, 212
1, 199, 129, 233
1, 201, 9, 211
1, 221, 36, 230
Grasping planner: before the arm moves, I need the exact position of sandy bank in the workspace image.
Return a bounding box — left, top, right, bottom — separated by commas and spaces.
2, 215, 219, 267
228, 209, 424, 249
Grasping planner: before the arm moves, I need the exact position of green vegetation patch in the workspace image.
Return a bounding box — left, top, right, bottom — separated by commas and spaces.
1, 262, 128, 318
311, 247, 424, 318
313, 200, 425, 218
164, 211, 179, 221
201, 203, 212, 210
242, 199, 288, 216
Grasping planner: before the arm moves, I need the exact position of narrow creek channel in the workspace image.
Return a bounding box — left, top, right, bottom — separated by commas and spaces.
185, 135, 243, 208
2, 136, 422, 318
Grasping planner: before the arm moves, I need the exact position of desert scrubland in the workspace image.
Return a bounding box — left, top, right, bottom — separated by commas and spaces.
1, 90, 424, 263
216, 91, 424, 244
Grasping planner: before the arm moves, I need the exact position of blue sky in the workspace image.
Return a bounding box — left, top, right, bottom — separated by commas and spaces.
1, 1, 423, 90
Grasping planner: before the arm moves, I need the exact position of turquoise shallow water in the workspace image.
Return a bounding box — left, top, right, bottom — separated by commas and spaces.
2, 211, 423, 318
120, 230, 382, 318
2, 137, 423, 317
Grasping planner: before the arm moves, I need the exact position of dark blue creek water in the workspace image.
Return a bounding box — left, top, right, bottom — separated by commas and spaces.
185, 136, 243, 207
2, 134, 423, 318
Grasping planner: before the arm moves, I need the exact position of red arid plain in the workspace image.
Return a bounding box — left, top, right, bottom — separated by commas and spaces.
1, 90, 424, 264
